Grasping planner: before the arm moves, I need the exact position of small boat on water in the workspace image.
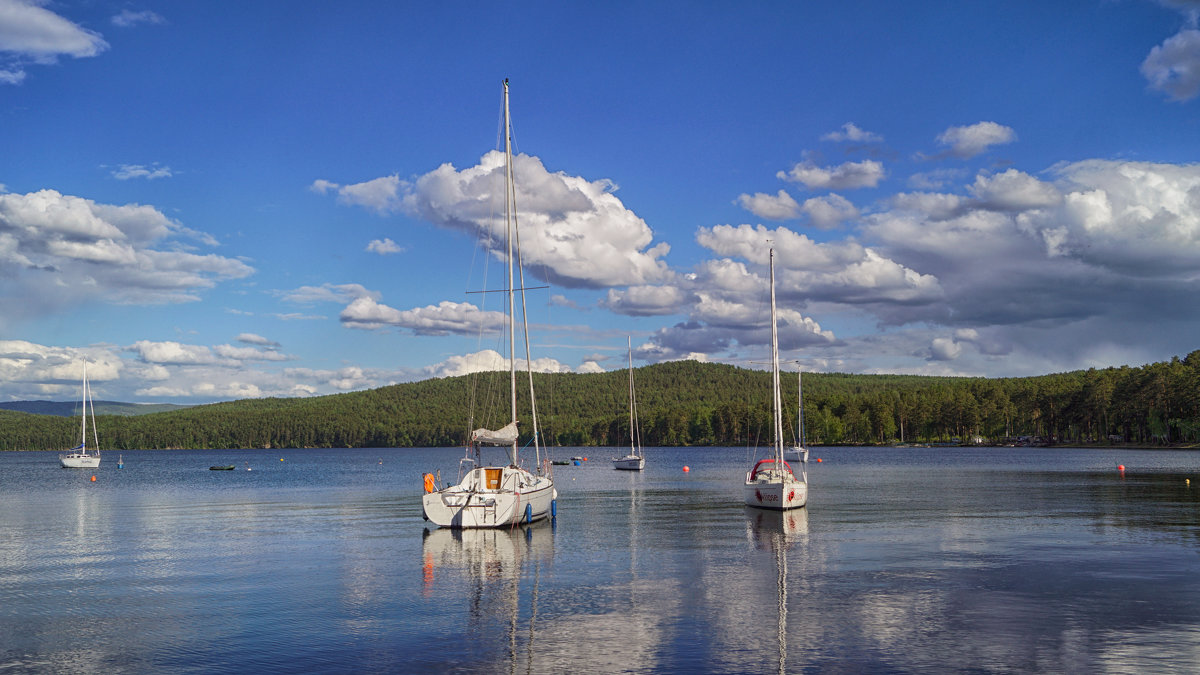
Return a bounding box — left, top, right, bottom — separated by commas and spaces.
209, 465, 236, 471
783, 368, 809, 464
117, 455, 124, 469
60, 365, 101, 469
744, 248, 807, 511
612, 337, 645, 471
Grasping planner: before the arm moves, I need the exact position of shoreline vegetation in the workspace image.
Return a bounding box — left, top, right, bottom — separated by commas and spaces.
2, 351, 1198, 452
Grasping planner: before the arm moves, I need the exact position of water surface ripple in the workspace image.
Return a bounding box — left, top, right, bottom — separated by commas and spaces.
2, 446, 1198, 673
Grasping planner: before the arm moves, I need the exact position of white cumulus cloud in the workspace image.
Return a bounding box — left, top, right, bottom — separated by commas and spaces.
321, 151, 671, 289
280, 283, 377, 305
1142, 28, 1200, 102
111, 9, 164, 28
111, 164, 173, 180
0, 189, 252, 328
340, 298, 506, 335
422, 349, 575, 378
366, 237, 403, 254
968, 169, 1061, 211
0, 0, 109, 84
736, 189, 800, 220
935, 121, 1016, 159
800, 193, 859, 228
777, 158, 885, 190
820, 122, 883, 143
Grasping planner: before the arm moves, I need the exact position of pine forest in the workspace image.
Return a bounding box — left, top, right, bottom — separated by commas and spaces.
2, 351, 1199, 451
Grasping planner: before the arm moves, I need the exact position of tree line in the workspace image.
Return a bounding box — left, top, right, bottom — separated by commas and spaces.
2, 351, 1199, 451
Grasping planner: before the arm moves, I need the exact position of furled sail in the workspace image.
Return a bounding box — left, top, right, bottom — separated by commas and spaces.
471, 421, 519, 445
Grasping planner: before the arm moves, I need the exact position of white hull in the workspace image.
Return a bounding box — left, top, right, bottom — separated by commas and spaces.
423, 465, 557, 529
612, 454, 644, 471
783, 445, 808, 463
60, 453, 100, 469
744, 461, 811, 509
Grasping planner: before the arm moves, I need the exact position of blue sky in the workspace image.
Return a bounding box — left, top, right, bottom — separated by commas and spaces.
2, 0, 1200, 404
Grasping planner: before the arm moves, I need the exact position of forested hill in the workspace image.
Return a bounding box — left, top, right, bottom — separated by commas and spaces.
2, 352, 1199, 451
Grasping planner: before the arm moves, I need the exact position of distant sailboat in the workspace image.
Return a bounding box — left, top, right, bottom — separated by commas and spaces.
783, 368, 809, 464
744, 249, 807, 510
421, 79, 557, 529
60, 365, 101, 469
613, 337, 645, 471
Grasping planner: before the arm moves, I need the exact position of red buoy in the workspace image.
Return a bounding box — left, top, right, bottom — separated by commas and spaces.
90, 475, 96, 482
1118, 464, 1125, 472
682, 465, 690, 472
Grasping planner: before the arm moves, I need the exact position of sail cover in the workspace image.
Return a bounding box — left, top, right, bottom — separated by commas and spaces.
471, 421, 519, 445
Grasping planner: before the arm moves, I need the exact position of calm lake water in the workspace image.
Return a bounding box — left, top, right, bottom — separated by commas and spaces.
2, 446, 1198, 674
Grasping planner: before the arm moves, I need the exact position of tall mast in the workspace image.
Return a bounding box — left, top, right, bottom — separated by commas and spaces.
770, 249, 783, 462
80, 364, 88, 452
628, 336, 636, 454
503, 78, 518, 466
798, 368, 805, 446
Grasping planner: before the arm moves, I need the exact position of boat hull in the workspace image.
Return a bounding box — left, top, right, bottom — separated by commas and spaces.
612, 455, 644, 470
423, 466, 557, 529
783, 446, 809, 463
744, 474, 807, 510
60, 454, 100, 469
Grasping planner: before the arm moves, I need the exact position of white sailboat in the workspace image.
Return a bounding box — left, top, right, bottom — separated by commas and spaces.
422, 79, 557, 529
783, 367, 809, 464
60, 365, 101, 469
612, 336, 645, 471
744, 249, 807, 510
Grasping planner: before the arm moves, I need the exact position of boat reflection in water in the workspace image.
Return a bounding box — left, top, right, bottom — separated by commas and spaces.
746, 507, 809, 675
421, 522, 554, 670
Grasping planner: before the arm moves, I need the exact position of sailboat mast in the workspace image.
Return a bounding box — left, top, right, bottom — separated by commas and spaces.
798, 369, 805, 446
770, 249, 783, 462
80, 365, 88, 452
88, 370, 99, 453
628, 336, 636, 454
503, 78, 518, 466
518, 248, 543, 470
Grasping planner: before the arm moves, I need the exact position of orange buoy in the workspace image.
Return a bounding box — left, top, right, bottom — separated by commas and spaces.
816, 458, 822, 463
1117, 464, 1125, 472
682, 465, 690, 472
90, 475, 96, 481
423, 472, 436, 493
